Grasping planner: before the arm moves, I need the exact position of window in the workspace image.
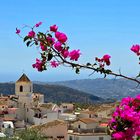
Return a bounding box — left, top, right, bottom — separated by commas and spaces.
69, 136, 73, 140
20, 85, 23, 92
39, 113, 41, 118
34, 113, 38, 117
99, 137, 104, 140
27, 108, 29, 112
63, 106, 67, 109
78, 124, 80, 129
89, 114, 91, 118
30, 86, 32, 92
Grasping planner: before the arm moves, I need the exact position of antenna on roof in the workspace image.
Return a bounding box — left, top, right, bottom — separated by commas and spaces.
22, 69, 25, 74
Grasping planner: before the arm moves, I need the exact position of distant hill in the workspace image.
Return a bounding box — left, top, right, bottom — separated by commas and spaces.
51, 78, 140, 100
2, 78, 138, 102
0, 83, 104, 104
0, 83, 15, 95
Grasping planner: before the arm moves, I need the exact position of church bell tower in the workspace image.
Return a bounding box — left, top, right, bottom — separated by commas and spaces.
15, 73, 33, 95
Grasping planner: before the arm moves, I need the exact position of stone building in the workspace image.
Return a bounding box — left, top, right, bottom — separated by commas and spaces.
15, 74, 44, 124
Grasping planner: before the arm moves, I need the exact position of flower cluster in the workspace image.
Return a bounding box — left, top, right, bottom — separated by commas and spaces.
109, 95, 140, 140
32, 58, 46, 72
16, 22, 82, 71
95, 54, 111, 68
50, 60, 59, 68
35, 22, 42, 27
16, 28, 20, 34
28, 31, 35, 38
131, 44, 140, 56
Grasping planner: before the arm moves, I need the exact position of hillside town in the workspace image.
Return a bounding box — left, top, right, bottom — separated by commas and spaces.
0, 74, 116, 140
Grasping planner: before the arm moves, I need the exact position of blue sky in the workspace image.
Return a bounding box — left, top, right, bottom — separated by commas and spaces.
0, 0, 140, 82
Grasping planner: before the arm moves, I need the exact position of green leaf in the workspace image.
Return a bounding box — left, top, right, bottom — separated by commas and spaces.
47, 33, 52, 37
47, 53, 53, 61
26, 41, 32, 47
75, 67, 80, 74
86, 63, 91, 66
38, 32, 46, 39
92, 63, 97, 66
71, 64, 76, 68
105, 69, 112, 74
24, 36, 30, 42
137, 72, 140, 78
43, 65, 47, 70
38, 32, 44, 36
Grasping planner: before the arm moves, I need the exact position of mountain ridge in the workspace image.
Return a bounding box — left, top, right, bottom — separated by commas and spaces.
50, 78, 140, 100
0, 83, 105, 104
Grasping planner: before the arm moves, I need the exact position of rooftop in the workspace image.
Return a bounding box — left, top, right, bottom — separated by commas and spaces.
68, 131, 109, 136
79, 118, 98, 124
80, 110, 95, 115
16, 73, 31, 83
39, 103, 54, 109
31, 120, 66, 131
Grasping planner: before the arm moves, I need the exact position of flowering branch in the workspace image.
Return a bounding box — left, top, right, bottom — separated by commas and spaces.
16, 22, 140, 85
16, 22, 140, 140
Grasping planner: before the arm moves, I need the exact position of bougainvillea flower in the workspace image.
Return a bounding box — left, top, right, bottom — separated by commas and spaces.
46, 37, 55, 46
28, 31, 35, 38
131, 44, 140, 56
61, 49, 69, 58
50, 24, 58, 32
102, 54, 111, 65
112, 132, 125, 140
50, 60, 59, 68
55, 32, 67, 43
54, 41, 62, 52
109, 94, 140, 140
40, 42, 47, 51
35, 22, 42, 27
32, 58, 44, 71
69, 49, 81, 61
16, 28, 20, 34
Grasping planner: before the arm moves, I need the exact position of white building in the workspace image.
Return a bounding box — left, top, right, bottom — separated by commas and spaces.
73, 118, 99, 130
68, 132, 111, 140
68, 118, 111, 140
60, 103, 74, 113
79, 110, 97, 118
59, 113, 76, 121
1, 121, 14, 137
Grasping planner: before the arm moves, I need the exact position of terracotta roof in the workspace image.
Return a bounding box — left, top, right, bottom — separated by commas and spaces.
99, 123, 108, 127
0, 97, 8, 99
16, 74, 31, 82
80, 110, 95, 114
31, 120, 66, 131
3, 117, 16, 121
39, 103, 54, 109
79, 118, 98, 124
8, 108, 18, 113
90, 104, 116, 112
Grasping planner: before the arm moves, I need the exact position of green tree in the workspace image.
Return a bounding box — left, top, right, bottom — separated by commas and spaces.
1, 129, 47, 140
